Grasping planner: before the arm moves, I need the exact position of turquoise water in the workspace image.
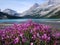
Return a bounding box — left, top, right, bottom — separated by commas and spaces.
0, 19, 60, 23
0, 19, 60, 29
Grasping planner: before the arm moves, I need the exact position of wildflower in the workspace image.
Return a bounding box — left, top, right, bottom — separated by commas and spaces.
42, 34, 50, 41
13, 37, 19, 44
52, 32, 60, 38
30, 42, 33, 45
0, 20, 52, 45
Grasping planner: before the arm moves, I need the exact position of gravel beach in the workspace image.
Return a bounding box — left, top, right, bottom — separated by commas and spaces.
0, 21, 60, 30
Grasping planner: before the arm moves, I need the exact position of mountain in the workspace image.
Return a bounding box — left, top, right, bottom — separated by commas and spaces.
21, 0, 60, 18
0, 12, 22, 19
48, 0, 60, 5
22, 3, 39, 16
21, 2, 50, 18
0, 12, 7, 19
1, 0, 60, 19
3, 9, 20, 16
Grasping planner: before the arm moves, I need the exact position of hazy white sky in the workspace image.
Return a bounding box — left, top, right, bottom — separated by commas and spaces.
0, 0, 47, 13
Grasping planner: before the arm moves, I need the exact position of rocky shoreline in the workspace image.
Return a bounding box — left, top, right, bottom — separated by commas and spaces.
0, 21, 60, 30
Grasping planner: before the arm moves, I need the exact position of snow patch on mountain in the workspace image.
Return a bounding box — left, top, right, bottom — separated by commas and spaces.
3, 9, 20, 16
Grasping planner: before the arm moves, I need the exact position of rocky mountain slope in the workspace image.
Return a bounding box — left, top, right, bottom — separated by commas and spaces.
21, 0, 60, 18
3, 9, 20, 16
0, 0, 60, 19
0, 12, 21, 19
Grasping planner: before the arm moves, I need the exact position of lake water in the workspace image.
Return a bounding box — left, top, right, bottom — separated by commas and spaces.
0, 19, 60, 24
0, 19, 60, 29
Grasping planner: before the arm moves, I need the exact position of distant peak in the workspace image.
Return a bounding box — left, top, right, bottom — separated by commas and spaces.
34, 3, 39, 5
29, 3, 39, 10
48, 0, 60, 5
3, 8, 17, 13
33, 3, 39, 7
4, 9, 15, 11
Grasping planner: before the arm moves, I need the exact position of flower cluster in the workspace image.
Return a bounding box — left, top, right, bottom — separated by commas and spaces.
0, 20, 52, 45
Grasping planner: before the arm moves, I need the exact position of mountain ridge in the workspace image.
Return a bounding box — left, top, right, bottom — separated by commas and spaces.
0, 0, 60, 19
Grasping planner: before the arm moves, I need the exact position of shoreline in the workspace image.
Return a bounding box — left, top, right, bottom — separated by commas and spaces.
0, 21, 60, 29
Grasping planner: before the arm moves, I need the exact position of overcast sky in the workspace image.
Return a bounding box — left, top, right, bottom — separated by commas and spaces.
0, 0, 47, 13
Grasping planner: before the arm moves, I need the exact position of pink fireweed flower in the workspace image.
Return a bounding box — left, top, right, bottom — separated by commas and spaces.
6, 35, 10, 38
42, 34, 50, 41
30, 42, 33, 45
42, 34, 47, 40
30, 29, 33, 33
47, 37, 50, 41
0, 20, 52, 45
19, 33, 23, 37
33, 28, 37, 31
52, 32, 60, 38
22, 37, 27, 43
37, 33, 40, 38
32, 34, 37, 39
13, 37, 19, 44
